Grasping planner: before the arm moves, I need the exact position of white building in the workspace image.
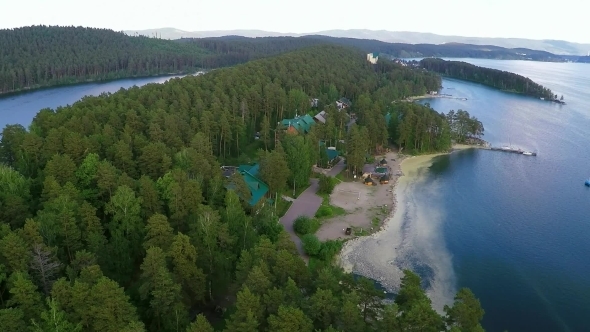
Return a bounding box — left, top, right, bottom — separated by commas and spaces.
367, 52, 379, 64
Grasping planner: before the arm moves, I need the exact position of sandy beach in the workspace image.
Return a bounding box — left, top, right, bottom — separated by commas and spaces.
316, 145, 474, 242
332, 144, 476, 312
315, 151, 403, 241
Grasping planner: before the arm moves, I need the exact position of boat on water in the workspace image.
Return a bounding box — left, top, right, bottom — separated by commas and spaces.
523, 152, 534, 156
585, 179, 590, 187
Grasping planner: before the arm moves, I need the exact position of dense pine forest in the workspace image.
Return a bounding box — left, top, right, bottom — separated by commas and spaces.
0, 25, 566, 97
420, 58, 555, 99
0, 26, 208, 94
0, 45, 487, 331
182, 36, 326, 68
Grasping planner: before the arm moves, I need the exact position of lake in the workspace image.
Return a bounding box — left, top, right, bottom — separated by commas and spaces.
417, 59, 590, 332
1, 60, 588, 332
0, 74, 186, 130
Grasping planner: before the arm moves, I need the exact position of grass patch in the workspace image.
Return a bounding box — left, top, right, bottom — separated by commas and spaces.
318, 174, 336, 195
293, 216, 321, 236
315, 205, 335, 219
275, 198, 292, 218
282, 182, 309, 199
315, 194, 347, 220
372, 217, 381, 228
335, 168, 360, 182
351, 226, 369, 236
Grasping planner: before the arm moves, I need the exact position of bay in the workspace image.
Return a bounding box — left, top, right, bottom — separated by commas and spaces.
418, 59, 590, 332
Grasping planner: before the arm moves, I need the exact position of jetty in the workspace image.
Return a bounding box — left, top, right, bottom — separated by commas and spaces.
456, 140, 537, 156
406, 93, 468, 102
488, 146, 537, 156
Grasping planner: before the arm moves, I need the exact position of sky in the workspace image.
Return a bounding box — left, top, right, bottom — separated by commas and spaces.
1, 0, 588, 44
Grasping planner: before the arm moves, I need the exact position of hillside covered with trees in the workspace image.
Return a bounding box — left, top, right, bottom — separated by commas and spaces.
304, 36, 565, 62
0, 26, 209, 94
0, 45, 486, 331
188, 35, 567, 63
1, 25, 567, 96
181, 36, 326, 68
420, 58, 555, 99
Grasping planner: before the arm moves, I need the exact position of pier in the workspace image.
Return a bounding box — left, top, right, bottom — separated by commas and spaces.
454, 142, 537, 156
487, 146, 537, 156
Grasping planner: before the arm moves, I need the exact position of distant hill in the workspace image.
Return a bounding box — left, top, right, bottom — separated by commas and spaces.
182, 35, 569, 63
124, 28, 590, 56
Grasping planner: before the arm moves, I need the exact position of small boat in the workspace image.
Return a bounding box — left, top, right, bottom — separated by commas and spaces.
585, 179, 590, 187
522, 151, 537, 156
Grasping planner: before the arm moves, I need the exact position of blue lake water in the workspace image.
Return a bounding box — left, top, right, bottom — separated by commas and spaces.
0, 74, 185, 130
1, 60, 589, 332
418, 59, 590, 332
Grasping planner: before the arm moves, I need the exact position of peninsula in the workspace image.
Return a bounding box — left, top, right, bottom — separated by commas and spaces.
0, 46, 486, 331
419, 58, 556, 100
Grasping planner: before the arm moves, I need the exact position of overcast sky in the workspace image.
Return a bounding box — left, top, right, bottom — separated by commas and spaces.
2, 0, 588, 43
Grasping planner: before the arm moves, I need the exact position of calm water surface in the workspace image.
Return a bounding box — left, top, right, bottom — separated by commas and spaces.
0, 74, 185, 130
419, 59, 590, 332
1, 60, 589, 332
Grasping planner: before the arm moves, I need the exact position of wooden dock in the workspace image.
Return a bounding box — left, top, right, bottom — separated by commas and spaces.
488, 146, 537, 156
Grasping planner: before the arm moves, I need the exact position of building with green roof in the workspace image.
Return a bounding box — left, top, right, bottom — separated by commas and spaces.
228, 163, 269, 207
319, 141, 340, 165
326, 149, 339, 162
281, 114, 316, 134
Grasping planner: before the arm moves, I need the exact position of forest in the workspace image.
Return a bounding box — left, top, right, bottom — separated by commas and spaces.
446, 110, 485, 143
419, 58, 555, 99
0, 26, 208, 94
0, 25, 567, 97
181, 36, 326, 68
387, 103, 452, 154
385, 101, 485, 154
0, 45, 487, 331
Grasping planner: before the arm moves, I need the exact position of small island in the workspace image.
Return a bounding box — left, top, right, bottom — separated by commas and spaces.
420, 58, 558, 101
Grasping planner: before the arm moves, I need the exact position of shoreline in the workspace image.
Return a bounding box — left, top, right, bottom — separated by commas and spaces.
336, 144, 476, 310
315, 151, 404, 242
0, 70, 207, 99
